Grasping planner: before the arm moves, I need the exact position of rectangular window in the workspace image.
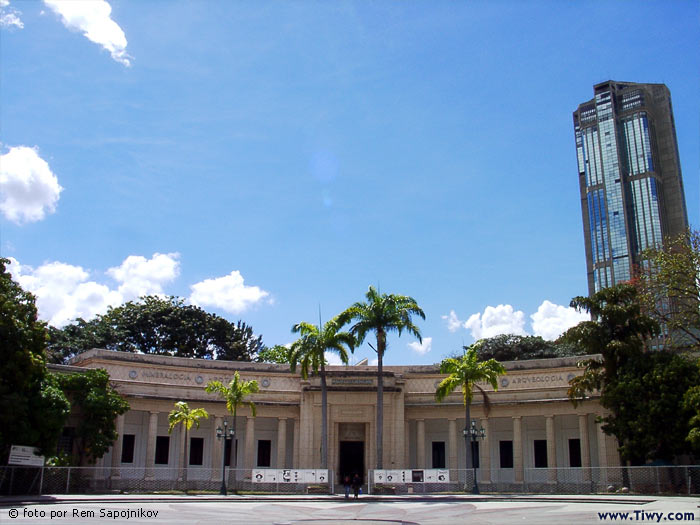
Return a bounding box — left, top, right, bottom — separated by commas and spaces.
257, 440, 271, 467
431, 441, 446, 468
121, 434, 135, 464
534, 440, 548, 468
499, 441, 513, 469
569, 439, 582, 468
155, 436, 170, 465
189, 437, 204, 466
471, 441, 480, 469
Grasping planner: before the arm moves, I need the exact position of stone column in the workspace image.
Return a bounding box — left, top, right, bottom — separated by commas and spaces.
299, 387, 313, 468
513, 416, 523, 483
596, 421, 608, 485
404, 423, 410, 467
178, 425, 187, 481
244, 416, 255, 471
110, 414, 124, 479
211, 416, 223, 481
480, 418, 491, 483
277, 418, 287, 468
545, 415, 556, 482
578, 414, 591, 481
394, 386, 405, 468
448, 419, 458, 471
293, 418, 300, 468
145, 411, 159, 480
416, 419, 425, 468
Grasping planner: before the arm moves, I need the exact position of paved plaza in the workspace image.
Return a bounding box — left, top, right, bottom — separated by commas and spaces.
1, 494, 699, 525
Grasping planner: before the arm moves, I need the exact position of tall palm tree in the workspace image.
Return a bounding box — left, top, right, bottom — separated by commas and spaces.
435, 345, 506, 471
338, 286, 424, 469
288, 316, 355, 469
168, 401, 209, 482
205, 371, 259, 467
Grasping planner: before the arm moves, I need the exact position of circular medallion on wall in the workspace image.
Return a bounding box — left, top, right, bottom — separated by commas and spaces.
500, 378, 510, 388
567, 373, 575, 382
195, 375, 204, 384
128, 370, 138, 379
261, 378, 271, 388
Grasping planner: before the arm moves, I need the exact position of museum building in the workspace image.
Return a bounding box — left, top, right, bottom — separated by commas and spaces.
64, 349, 620, 489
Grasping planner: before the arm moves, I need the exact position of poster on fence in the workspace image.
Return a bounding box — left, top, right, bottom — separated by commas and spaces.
436, 469, 449, 482
252, 469, 328, 483
315, 469, 328, 483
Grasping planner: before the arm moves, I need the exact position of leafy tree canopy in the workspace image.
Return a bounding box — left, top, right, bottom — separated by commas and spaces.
58, 368, 130, 464
0, 258, 71, 461
47, 295, 265, 363
458, 334, 588, 362
256, 344, 292, 364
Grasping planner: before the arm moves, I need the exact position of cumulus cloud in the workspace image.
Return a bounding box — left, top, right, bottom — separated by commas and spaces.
445, 300, 590, 342
106, 252, 180, 301
408, 337, 432, 355
465, 304, 527, 340
44, 0, 131, 66
0, 0, 23, 29
190, 271, 269, 314
530, 300, 589, 340
7, 258, 121, 327
324, 352, 345, 366
0, 146, 63, 224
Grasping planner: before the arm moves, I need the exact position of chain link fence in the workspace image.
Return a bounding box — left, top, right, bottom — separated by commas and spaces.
368, 466, 700, 495
0, 467, 334, 496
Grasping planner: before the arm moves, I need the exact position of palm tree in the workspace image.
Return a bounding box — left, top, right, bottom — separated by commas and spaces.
435, 344, 506, 471
338, 286, 425, 469
288, 316, 355, 469
205, 371, 259, 467
168, 401, 209, 483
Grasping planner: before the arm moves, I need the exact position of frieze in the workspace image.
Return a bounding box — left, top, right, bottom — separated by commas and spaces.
407, 371, 581, 393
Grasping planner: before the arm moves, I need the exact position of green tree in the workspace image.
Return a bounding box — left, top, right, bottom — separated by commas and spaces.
205, 371, 259, 466
288, 317, 355, 469
47, 296, 264, 362
339, 286, 424, 469
683, 358, 700, 452
458, 333, 587, 362
0, 258, 71, 462
256, 344, 291, 364
435, 345, 506, 470
58, 368, 130, 464
635, 229, 700, 351
168, 401, 209, 482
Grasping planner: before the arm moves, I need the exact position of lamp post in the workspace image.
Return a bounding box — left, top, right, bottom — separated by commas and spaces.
463, 419, 486, 494
216, 420, 235, 495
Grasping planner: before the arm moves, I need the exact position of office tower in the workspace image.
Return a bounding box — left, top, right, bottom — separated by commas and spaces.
573, 81, 689, 295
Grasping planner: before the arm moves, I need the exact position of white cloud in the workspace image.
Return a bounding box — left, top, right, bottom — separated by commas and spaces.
190, 271, 269, 314
7, 258, 121, 327
107, 252, 180, 301
324, 352, 345, 366
0, 0, 23, 29
464, 304, 527, 340
442, 310, 465, 333
530, 300, 589, 340
44, 0, 131, 66
408, 337, 432, 355
0, 146, 63, 224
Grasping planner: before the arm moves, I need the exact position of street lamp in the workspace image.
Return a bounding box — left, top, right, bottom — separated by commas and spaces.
463, 419, 486, 494
216, 420, 235, 495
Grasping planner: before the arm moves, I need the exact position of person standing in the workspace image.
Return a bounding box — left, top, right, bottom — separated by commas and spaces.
343, 475, 351, 500
351, 473, 361, 499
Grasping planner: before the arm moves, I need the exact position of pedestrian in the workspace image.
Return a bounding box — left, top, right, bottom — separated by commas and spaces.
352, 473, 361, 499
343, 475, 351, 500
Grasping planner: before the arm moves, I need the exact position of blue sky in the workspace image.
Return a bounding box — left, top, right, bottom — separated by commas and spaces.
1, 1, 698, 365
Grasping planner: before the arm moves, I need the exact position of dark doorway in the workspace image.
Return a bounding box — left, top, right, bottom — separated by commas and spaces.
339, 441, 364, 483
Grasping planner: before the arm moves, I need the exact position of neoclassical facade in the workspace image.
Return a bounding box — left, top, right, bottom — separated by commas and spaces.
65, 349, 620, 489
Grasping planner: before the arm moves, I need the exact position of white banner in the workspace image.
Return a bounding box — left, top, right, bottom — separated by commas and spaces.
8, 445, 44, 467
252, 469, 329, 483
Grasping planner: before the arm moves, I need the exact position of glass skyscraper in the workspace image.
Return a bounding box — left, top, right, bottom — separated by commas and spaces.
574, 81, 689, 296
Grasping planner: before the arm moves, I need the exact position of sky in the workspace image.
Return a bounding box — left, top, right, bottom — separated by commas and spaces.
1, 0, 698, 366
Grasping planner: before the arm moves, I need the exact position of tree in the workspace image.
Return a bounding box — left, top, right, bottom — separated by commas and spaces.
0, 258, 71, 462
459, 334, 587, 362
635, 229, 700, 351
256, 344, 291, 364
288, 317, 355, 469
47, 296, 264, 362
339, 286, 425, 469
563, 284, 699, 464
205, 371, 259, 466
58, 368, 130, 464
168, 401, 209, 482
435, 345, 506, 470
683, 358, 700, 452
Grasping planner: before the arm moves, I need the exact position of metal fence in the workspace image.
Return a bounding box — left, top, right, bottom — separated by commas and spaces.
0, 467, 334, 496
368, 466, 700, 495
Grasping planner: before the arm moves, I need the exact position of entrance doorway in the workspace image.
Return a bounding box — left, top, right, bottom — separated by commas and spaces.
338, 441, 364, 483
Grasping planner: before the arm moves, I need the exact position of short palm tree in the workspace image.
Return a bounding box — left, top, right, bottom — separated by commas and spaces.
288, 316, 355, 469
205, 371, 259, 467
338, 286, 424, 469
168, 401, 209, 482
435, 344, 506, 470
